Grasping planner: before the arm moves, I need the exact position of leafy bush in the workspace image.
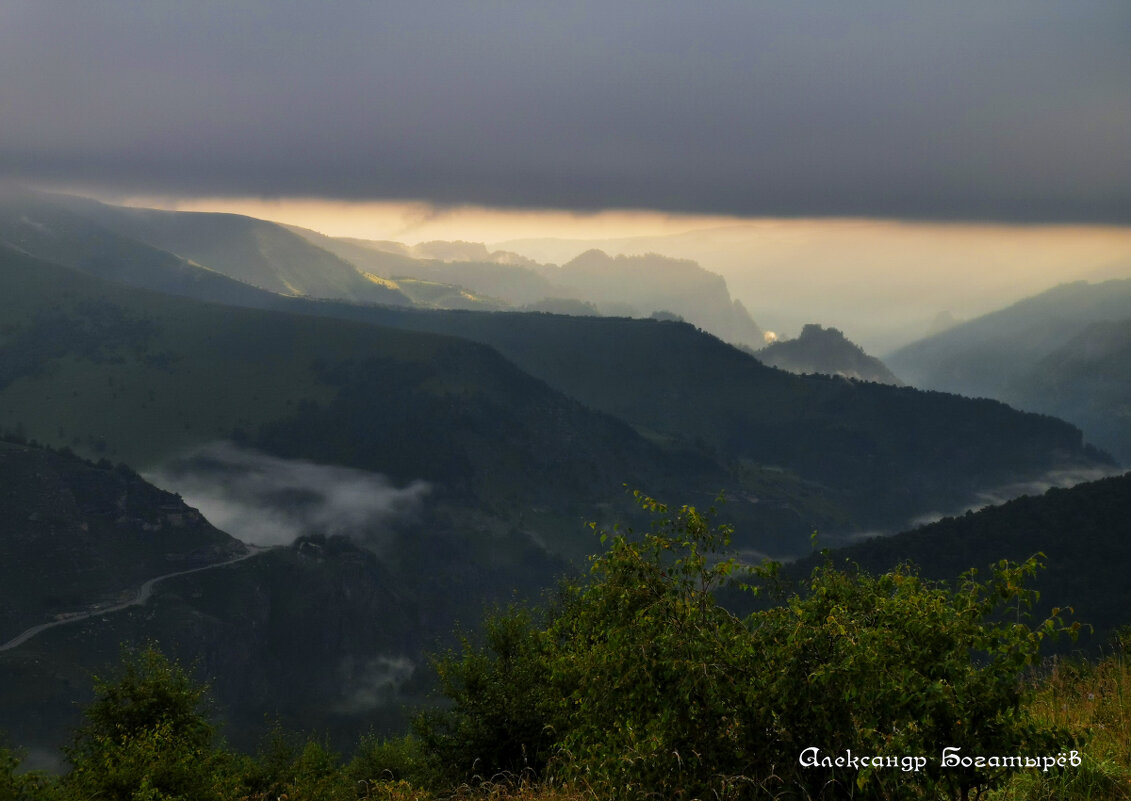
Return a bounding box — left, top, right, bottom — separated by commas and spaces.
423, 493, 1077, 800
0, 741, 55, 801
755, 561, 1074, 801
60, 646, 238, 801
546, 495, 768, 799
415, 607, 557, 784
348, 734, 436, 789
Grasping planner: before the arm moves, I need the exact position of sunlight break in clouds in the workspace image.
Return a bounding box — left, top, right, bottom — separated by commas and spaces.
145, 442, 430, 547
106, 193, 744, 244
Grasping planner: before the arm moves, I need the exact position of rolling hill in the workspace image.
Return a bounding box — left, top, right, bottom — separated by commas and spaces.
49, 194, 412, 306
0, 437, 243, 644
887, 280, 1131, 462
1007, 319, 1131, 463
0, 246, 678, 508
280, 302, 1114, 538
17, 192, 768, 349
0, 187, 278, 308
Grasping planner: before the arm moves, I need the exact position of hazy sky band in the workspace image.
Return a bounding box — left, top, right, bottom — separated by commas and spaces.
2, 1, 1129, 222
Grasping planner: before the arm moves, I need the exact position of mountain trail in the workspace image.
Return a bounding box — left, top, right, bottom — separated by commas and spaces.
0, 545, 270, 652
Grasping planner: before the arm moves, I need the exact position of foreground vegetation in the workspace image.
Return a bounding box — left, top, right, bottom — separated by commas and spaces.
3, 497, 1128, 800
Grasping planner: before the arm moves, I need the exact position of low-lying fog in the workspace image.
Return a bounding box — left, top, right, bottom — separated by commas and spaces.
145, 441, 430, 547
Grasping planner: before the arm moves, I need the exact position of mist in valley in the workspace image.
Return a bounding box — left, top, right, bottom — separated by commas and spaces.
145, 441, 430, 548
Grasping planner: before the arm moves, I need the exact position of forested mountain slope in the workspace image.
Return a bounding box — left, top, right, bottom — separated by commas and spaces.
283, 301, 1115, 536
781, 471, 1131, 649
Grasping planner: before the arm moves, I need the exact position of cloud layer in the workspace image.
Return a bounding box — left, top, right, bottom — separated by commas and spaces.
146, 442, 430, 547
2, 1, 1129, 222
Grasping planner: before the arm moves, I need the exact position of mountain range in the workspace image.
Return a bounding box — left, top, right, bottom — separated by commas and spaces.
0, 188, 1124, 761
14, 189, 764, 350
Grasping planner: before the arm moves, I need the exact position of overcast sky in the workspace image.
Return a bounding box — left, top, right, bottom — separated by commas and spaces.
1, 1, 1129, 222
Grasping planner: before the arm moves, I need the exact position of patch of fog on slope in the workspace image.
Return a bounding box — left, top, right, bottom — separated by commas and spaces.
903, 464, 1123, 532
333, 655, 416, 715
145, 441, 430, 547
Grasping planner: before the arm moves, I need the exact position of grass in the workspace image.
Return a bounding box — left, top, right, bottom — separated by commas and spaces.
989, 642, 1131, 800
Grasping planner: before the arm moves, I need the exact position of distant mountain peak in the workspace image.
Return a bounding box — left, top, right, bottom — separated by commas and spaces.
926, 310, 960, 338
549, 249, 764, 349
757, 324, 902, 385
565, 248, 614, 267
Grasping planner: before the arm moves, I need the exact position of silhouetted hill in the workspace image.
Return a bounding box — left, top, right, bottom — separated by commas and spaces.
887, 280, 1131, 462
544, 249, 765, 349
888, 280, 1131, 397
54, 196, 412, 306
1008, 319, 1131, 463
756, 324, 902, 385
297, 229, 766, 348
781, 471, 1131, 651
0, 188, 276, 308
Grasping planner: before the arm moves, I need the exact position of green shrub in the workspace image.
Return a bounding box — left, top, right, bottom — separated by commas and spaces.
546, 494, 768, 799
60, 646, 238, 801
423, 493, 1077, 800
236, 726, 355, 801
0, 741, 56, 801
348, 734, 436, 789
415, 606, 557, 784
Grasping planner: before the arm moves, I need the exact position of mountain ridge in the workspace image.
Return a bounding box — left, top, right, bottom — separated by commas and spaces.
887, 279, 1131, 462
756, 324, 902, 385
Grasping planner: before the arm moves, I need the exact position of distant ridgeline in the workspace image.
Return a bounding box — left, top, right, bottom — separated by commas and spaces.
0, 235, 1111, 550
888, 279, 1131, 464
7, 189, 765, 350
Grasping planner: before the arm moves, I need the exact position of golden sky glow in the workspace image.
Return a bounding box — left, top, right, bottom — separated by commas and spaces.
109, 193, 1131, 353
116, 195, 746, 244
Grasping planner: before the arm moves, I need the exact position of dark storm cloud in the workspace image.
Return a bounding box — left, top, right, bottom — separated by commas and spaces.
1, 1, 1128, 221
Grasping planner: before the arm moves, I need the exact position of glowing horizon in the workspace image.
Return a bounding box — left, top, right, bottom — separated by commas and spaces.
76, 189, 1131, 352
109, 194, 748, 246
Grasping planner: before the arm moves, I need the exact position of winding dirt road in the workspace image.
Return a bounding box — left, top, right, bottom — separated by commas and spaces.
0, 545, 268, 653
